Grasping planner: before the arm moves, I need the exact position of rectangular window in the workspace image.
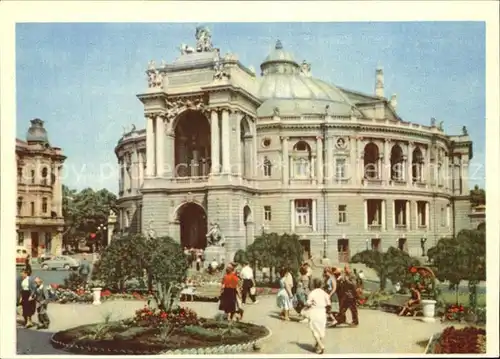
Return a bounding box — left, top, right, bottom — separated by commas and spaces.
264, 206, 272, 222
31, 170, 35, 184
440, 206, 446, 226
17, 231, 24, 246
417, 201, 427, 227
295, 199, 312, 226
338, 204, 347, 223
294, 158, 310, 178
17, 197, 23, 216
42, 197, 48, 213
394, 200, 407, 227
17, 167, 23, 182
30, 201, 35, 216
367, 199, 382, 227
335, 158, 346, 179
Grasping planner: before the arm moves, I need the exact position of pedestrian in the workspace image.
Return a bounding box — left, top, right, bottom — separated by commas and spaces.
17, 269, 36, 328
305, 277, 331, 354
323, 267, 339, 326
79, 254, 91, 288
196, 251, 202, 272
240, 261, 258, 304
295, 264, 311, 321
334, 265, 359, 327
34, 277, 51, 329
276, 267, 294, 321
219, 264, 239, 321
235, 270, 245, 320
24, 255, 32, 276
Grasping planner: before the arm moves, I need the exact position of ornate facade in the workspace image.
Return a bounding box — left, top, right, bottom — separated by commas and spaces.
115, 27, 474, 262
16, 119, 66, 258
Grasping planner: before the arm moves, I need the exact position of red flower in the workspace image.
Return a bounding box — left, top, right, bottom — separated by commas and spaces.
459, 306, 464, 312
410, 267, 417, 273
50, 283, 59, 289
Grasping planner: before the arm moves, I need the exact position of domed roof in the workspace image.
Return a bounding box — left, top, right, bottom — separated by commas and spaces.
26, 118, 50, 144
257, 41, 359, 117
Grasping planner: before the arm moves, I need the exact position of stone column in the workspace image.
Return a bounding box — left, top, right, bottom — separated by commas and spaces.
131, 149, 139, 193
407, 142, 414, 186
281, 136, 289, 185
118, 160, 123, 193
405, 200, 410, 229
191, 150, 200, 177
325, 136, 333, 184
244, 136, 252, 178
311, 156, 316, 182
155, 115, 165, 177
124, 159, 131, 192
52, 165, 62, 217
461, 155, 469, 195
425, 202, 430, 229
350, 137, 358, 184
377, 155, 383, 180
252, 119, 258, 178
383, 139, 390, 182
210, 110, 220, 174
316, 136, 324, 184
312, 199, 317, 231
164, 128, 175, 178
364, 200, 368, 229
146, 115, 155, 177
235, 112, 243, 176
290, 200, 295, 232
138, 151, 144, 188
221, 109, 231, 174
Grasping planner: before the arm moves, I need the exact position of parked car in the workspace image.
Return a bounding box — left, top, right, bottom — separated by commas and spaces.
37, 253, 53, 264
16, 246, 30, 266
40, 256, 80, 271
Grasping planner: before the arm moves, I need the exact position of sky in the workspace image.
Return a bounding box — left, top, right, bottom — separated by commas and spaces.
16, 22, 485, 194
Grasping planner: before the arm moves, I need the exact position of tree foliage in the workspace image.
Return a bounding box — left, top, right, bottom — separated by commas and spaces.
92, 234, 189, 312
233, 249, 248, 264
427, 229, 485, 307
62, 185, 117, 249
351, 247, 421, 290
470, 185, 486, 207
245, 232, 304, 282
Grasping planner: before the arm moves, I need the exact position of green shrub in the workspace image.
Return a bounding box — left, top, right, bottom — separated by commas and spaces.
63, 272, 87, 290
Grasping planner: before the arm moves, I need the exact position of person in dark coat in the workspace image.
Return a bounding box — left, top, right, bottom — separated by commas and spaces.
334, 265, 359, 327
17, 269, 37, 327
78, 254, 91, 288
34, 277, 51, 329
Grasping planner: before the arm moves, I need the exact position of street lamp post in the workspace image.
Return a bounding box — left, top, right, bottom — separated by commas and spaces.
97, 223, 107, 252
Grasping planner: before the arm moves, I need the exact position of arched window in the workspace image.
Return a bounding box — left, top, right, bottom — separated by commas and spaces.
17, 197, 23, 216
263, 156, 272, 177
363, 143, 379, 179
41, 167, 48, 185
390, 144, 404, 181
293, 141, 312, 178
412, 147, 424, 182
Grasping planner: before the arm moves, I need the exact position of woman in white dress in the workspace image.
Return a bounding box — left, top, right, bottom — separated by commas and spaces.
276, 268, 293, 320
306, 278, 331, 354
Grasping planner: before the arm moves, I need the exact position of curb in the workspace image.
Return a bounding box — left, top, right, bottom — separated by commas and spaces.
51, 324, 272, 355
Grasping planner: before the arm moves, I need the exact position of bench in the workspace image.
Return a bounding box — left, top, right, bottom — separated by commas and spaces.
379, 294, 423, 316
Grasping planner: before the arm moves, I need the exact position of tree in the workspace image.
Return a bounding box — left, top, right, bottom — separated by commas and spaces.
246, 232, 304, 283
470, 185, 486, 207
91, 233, 147, 291
233, 249, 248, 265
351, 247, 421, 291
427, 229, 485, 308
146, 236, 190, 312
62, 185, 117, 251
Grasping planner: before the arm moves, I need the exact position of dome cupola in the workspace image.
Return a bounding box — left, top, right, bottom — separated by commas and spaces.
260, 40, 300, 76
26, 118, 50, 144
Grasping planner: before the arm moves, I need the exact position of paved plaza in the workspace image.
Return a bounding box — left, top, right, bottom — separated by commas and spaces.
17, 295, 457, 355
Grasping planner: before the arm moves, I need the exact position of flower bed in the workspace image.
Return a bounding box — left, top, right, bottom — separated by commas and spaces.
427, 326, 486, 354
438, 304, 486, 325
51, 305, 270, 355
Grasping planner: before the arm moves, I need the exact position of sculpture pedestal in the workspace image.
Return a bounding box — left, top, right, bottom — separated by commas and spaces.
420, 299, 437, 322
92, 287, 102, 305
204, 246, 226, 268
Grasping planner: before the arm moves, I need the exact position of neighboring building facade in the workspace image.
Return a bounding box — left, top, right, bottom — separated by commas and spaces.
16, 119, 66, 258
115, 27, 474, 262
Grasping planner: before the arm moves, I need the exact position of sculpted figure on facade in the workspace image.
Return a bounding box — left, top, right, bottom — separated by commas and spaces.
179, 44, 195, 55
430, 117, 436, 127
206, 222, 225, 247
462, 126, 468, 136
273, 107, 280, 116
213, 52, 230, 81
438, 121, 444, 131
145, 219, 156, 240
195, 26, 213, 52
300, 60, 312, 77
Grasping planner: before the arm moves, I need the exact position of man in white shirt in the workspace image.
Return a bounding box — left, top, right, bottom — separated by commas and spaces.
240, 262, 258, 304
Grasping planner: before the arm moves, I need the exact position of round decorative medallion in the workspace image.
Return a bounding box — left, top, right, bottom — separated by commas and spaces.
336, 137, 347, 149
262, 138, 271, 148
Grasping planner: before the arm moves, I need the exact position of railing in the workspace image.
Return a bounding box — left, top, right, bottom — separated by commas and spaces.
368, 224, 382, 231
16, 216, 64, 227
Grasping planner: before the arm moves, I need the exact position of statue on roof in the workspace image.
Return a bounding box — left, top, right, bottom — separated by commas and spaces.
438, 121, 444, 131
300, 60, 311, 77
462, 126, 468, 135
195, 26, 213, 52
430, 117, 436, 127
